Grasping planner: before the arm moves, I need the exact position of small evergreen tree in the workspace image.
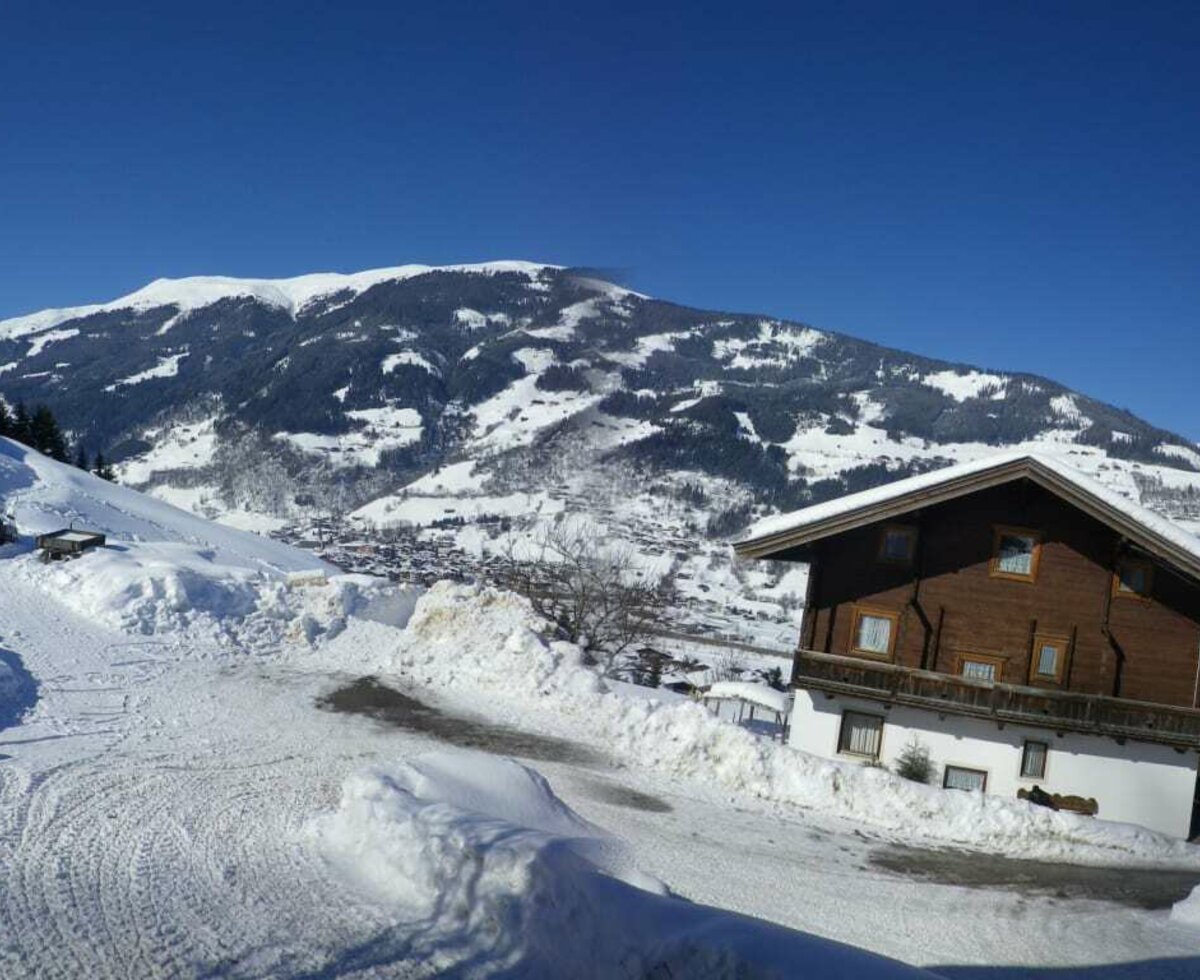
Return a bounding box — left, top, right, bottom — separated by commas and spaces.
0, 400, 11, 438
93, 452, 116, 481
894, 737, 933, 783
73, 444, 90, 471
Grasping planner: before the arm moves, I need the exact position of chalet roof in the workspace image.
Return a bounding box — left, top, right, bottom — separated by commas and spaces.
735, 451, 1200, 581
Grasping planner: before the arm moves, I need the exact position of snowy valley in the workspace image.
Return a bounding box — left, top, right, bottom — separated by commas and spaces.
4, 437, 1200, 977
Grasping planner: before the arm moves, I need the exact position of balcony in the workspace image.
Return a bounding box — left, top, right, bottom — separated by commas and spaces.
793, 649, 1200, 750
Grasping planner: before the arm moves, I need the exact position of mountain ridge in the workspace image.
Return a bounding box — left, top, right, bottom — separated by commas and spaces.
1, 262, 1197, 553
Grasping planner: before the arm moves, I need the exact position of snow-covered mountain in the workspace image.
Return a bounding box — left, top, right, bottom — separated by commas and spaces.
3, 261, 1199, 640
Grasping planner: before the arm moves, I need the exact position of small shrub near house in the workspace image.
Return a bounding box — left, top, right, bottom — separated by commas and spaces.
894, 736, 933, 783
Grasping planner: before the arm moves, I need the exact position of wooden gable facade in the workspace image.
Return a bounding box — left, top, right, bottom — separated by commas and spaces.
793, 479, 1200, 708
735, 455, 1200, 746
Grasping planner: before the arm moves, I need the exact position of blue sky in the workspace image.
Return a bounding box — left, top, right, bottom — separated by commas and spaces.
2, 1, 1198, 439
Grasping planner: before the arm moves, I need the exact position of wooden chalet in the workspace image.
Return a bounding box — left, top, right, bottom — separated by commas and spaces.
735, 452, 1200, 837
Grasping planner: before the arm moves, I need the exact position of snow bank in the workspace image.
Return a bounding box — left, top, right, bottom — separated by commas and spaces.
8, 542, 392, 644
0, 438, 397, 645
317, 749, 927, 979
387, 583, 1200, 868
703, 681, 791, 715
1171, 885, 1200, 928
0, 646, 36, 730
399, 584, 607, 701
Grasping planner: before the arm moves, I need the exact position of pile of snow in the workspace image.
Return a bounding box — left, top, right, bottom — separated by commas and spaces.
398, 585, 606, 701
1172, 885, 1200, 928
385, 583, 1200, 868
316, 749, 926, 979
9, 545, 381, 641
0, 438, 404, 644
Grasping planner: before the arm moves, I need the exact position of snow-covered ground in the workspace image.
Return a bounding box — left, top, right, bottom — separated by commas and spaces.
4, 438, 1200, 976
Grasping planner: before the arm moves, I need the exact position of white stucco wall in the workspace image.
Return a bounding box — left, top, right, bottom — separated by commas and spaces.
790, 688, 1200, 838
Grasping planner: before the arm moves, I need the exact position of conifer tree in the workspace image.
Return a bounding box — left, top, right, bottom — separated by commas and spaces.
30, 405, 69, 461
93, 452, 116, 482
0, 400, 11, 439
12, 403, 31, 444
73, 444, 90, 471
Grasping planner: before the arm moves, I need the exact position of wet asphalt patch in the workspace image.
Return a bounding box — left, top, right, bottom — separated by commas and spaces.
317, 675, 608, 767
871, 844, 1200, 910
582, 779, 674, 812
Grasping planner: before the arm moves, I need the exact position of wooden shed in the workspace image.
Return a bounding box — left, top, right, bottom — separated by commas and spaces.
36, 528, 107, 560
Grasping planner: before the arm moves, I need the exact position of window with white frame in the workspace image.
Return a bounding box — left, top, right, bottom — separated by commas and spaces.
837, 710, 883, 759
943, 765, 987, 792
1020, 740, 1048, 779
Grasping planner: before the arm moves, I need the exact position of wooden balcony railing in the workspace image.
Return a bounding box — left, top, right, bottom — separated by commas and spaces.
793, 649, 1200, 749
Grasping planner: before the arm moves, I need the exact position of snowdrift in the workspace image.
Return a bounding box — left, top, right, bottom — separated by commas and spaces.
0, 438, 393, 640
386, 583, 1200, 868
318, 750, 928, 979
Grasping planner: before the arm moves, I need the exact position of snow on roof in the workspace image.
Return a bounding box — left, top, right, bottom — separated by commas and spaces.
738, 450, 1200, 572
701, 681, 791, 715
0, 261, 567, 342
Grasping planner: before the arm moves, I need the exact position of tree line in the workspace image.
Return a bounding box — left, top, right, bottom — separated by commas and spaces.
0, 400, 115, 480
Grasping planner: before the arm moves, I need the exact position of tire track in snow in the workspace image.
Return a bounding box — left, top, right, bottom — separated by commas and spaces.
0, 569, 435, 977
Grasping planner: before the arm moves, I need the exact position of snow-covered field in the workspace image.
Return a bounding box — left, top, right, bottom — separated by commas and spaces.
4, 438, 1200, 977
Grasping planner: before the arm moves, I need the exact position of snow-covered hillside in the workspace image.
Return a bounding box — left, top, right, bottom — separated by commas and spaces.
0, 436, 341, 636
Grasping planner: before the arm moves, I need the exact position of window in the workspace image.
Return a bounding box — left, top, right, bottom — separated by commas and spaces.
1020, 740, 1048, 779
849, 607, 898, 658
958, 653, 1005, 683
990, 526, 1042, 582
1031, 633, 1069, 685
943, 765, 988, 792
838, 711, 883, 758
1113, 558, 1153, 600
878, 525, 917, 564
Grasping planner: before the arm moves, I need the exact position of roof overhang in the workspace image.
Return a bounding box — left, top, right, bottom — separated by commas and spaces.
735, 456, 1200, 583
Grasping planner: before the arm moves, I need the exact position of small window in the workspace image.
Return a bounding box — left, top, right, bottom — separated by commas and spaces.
943, 765, 988, 792
1113, 558, 1153, 600
990, 526, 1042, 582
850, 607, 898, 658
838, 710, 883, 758
958, 654, 1004, 683
1031, 633, 1069, 684
878, 525, 917, 564
1020, 740, 1048, 779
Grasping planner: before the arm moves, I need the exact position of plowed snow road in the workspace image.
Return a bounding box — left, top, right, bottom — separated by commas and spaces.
3, 573, 1200, 977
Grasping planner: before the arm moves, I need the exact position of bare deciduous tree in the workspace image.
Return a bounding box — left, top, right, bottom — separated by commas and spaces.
498, 520, 673, 676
